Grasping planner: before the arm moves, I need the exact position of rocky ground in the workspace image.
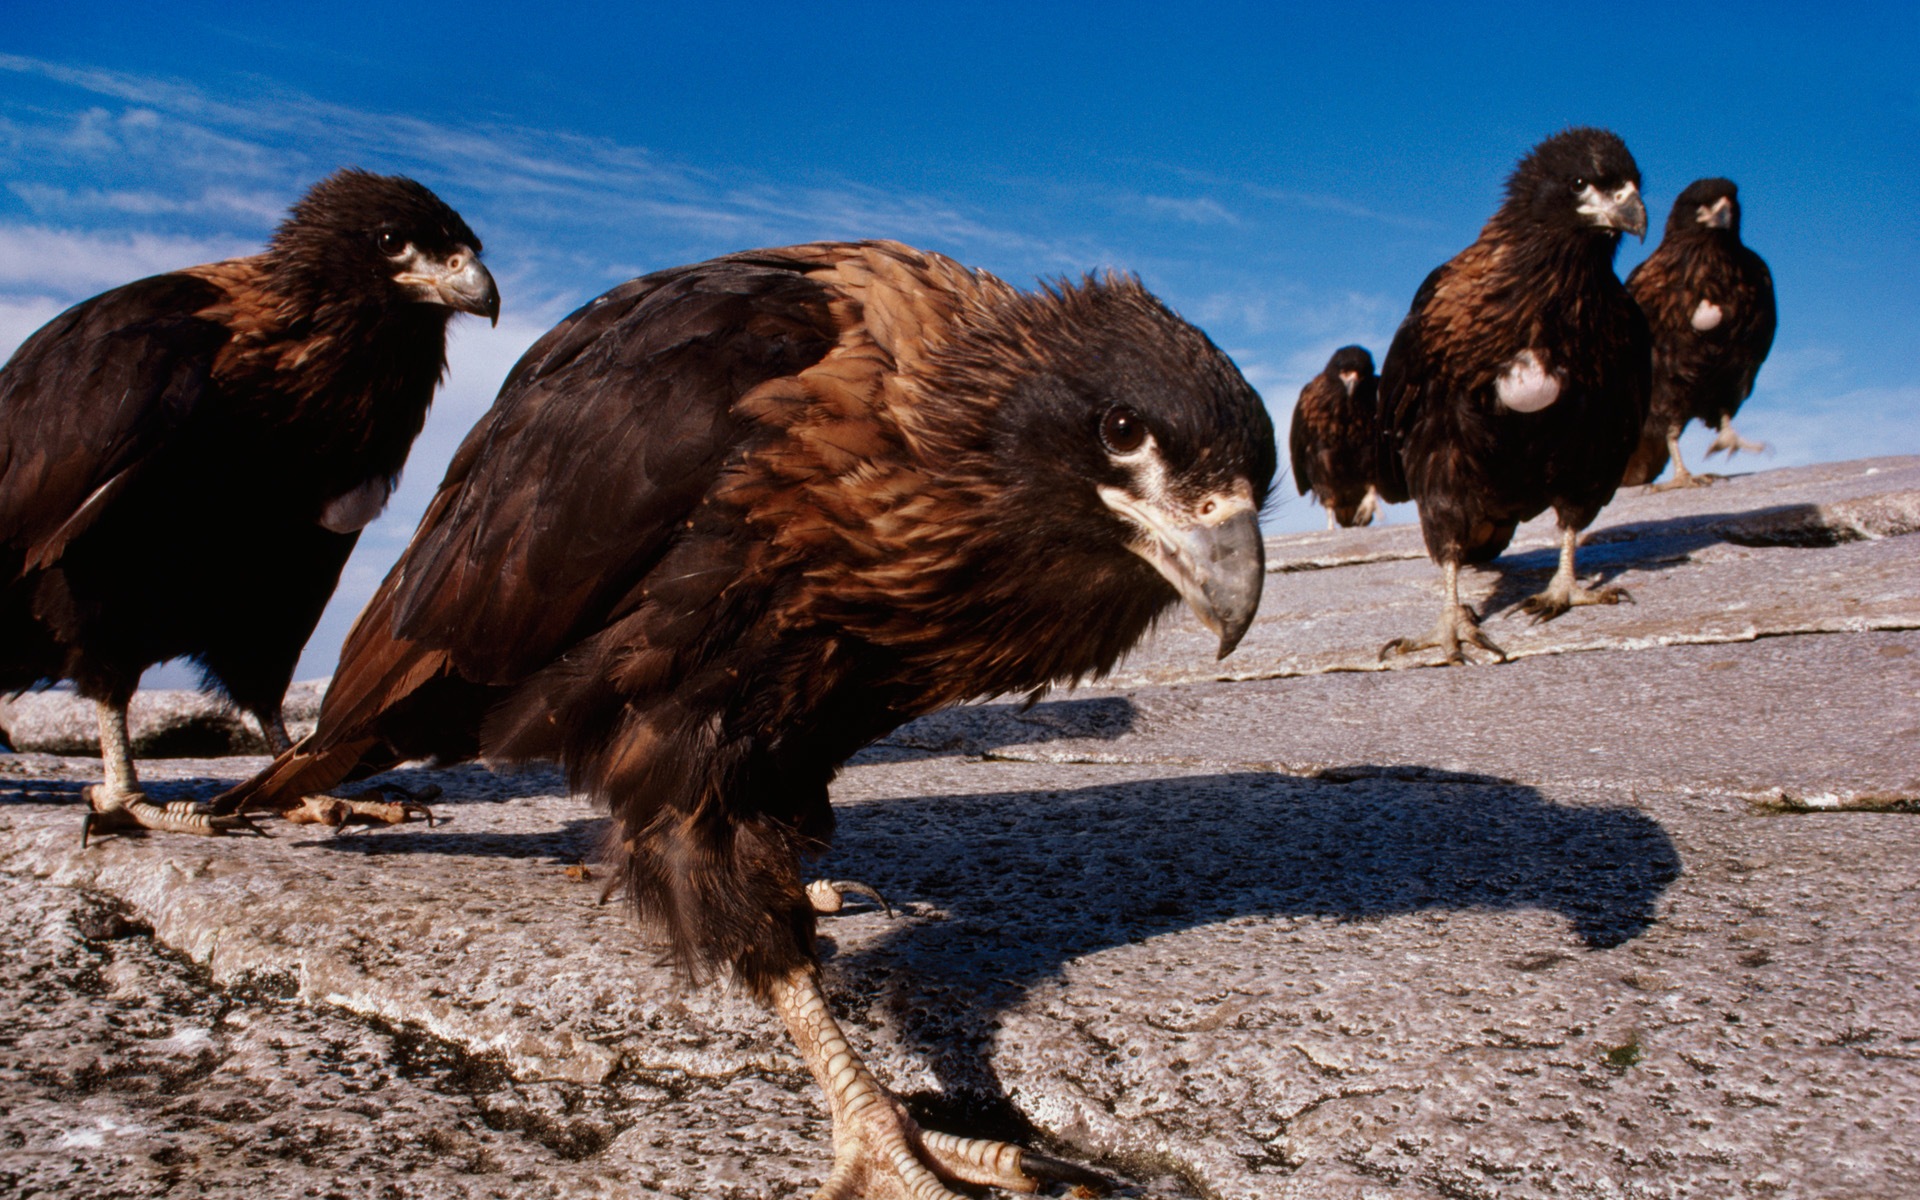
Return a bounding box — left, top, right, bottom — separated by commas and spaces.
2, 456, 1916, 1199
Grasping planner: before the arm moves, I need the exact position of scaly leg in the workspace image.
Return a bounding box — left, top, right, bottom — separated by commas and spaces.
81, 701, 261, 845
1352, 485, 1381, 527
251, 711, 294, 755
1378, 561, 1506, 665
773, 968, 1102, 1200
1646, 425, 1714, 492
1518, 525, 1632, 623
1706, 418, 1767, 460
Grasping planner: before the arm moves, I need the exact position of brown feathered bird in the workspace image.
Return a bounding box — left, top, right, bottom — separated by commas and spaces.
1621, 178, 1777, 489
1377, 128, 1651, 663
217, 241, 1274, 1197
1289, 344, 1383, 527
0, 169, 497, 838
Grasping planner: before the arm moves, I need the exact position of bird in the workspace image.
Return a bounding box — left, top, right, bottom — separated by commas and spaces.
1376, 128, 1651, 664
1289, 344, 1384, 528
214, 240, 1274, 1198
0, 168, 498, 840
1620, 178, 1777, 490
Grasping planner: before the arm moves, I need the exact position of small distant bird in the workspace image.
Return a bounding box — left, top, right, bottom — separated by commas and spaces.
0, 169, 497, 837
1289, 344, 1383, 528
1377, 128, 1651, 663
216, 241, 1273, 1197
1621, 178, 1777, 489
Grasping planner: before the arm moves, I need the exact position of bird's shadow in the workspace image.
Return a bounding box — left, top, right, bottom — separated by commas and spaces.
866, 696, 1139, 763
822, 766, 1680, 1136
1474, 503, 1835, 620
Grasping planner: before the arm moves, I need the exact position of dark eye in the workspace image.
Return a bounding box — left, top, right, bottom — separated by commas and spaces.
1099, 406, 1148, 454
1569, 177, 1588, 192
376, 231, 408, 257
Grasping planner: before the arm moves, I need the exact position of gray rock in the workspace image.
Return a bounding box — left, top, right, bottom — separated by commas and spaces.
1, 456, 1916, 1198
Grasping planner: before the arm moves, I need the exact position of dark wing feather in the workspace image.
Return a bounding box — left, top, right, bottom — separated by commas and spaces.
267, 259, 840, 777
1288, 386, 1315, 496
0, 275, 228, 570
1374, 264, 1448, 505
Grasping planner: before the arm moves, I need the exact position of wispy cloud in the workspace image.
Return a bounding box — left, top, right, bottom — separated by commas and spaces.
0, 224, 254, 295
1135, 194, 1241, 226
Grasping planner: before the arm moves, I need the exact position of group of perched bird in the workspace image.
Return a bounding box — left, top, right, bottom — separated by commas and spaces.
1292, 127, 1776, 663
0, 126, 1772, 1198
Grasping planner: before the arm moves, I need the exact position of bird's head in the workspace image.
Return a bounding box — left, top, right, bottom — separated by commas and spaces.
1504, 127, 1647, 242
944, 277, 1276, 659
1326, 344, 1376, 397
1671, 177, 1742, 236
269, 168, 499, 325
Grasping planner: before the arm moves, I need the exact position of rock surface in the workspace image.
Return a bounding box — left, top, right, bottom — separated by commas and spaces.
2, 457, 1916, 1199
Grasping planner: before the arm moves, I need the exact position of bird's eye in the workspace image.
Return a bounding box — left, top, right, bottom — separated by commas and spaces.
1569, 177, 1588, 192
1099, 406, 1148, 454
376, 231, 409, 257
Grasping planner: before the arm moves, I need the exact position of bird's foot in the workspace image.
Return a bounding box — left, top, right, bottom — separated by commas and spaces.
815, 1092, 1103, 1200
1517, 581, 1633, 624
1351, 490, 1380, 527
1643, 470, 1719, 493
1378, 604, 1506, 665
282, 783, 441, 833
81, 785, 265, 846
807, 878, 893, 917
1705, 428, 1768, 460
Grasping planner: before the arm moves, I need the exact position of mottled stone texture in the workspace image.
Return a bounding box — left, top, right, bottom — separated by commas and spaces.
2, 457, 1917, 1198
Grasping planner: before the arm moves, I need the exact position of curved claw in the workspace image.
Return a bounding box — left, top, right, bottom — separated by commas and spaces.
806, 878, 894, 918
1017, 1147, 1113, 1191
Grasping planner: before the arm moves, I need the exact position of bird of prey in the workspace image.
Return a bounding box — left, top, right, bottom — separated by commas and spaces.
1621, 178, 1777, 490
1289, 344, 1383, 527
215, 240, 1273, 1197
1376, 128, 1651, 663
0, 169, 497, 838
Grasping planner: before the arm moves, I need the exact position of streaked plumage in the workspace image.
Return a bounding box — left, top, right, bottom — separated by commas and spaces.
1377, 128, 1652, 663
1622, 178, 1777, 488
0, 169, 496, 835
220, 241, 1273, 1197
1289, 344, 1383, 527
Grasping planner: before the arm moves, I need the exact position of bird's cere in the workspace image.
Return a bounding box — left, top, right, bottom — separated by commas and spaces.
1495, 348, 1562, 412
1697, 195, 1735, 228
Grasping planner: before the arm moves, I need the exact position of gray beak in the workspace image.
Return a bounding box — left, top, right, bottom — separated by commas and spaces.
1578, 182, 1649, 241
1102, 483, 1266, 659
398, 245, 500, 325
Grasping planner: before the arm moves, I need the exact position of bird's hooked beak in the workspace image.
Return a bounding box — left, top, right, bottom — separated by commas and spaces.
395, 244, 501, 325
1577, 181, 1648, 240
1099, 479, 1266, 659
1696, 196, 1735, 230
1338, 370, 1359, 397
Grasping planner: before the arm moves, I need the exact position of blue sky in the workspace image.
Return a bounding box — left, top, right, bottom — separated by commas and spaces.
3, 2, 1916, 685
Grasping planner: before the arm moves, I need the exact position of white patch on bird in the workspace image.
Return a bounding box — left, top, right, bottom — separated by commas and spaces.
1106, 433, 1171, 508
1338, 370, 1359, 397
1494, 349, 1561, 412
1691, 299, 1724, 331
319, 477, 393, 533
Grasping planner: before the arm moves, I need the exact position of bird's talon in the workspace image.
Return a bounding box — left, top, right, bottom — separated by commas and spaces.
806, 878, 893, 917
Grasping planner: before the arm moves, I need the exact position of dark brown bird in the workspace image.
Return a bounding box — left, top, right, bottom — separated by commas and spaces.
1376, 128, 1652, 664
1289, 344, 1383, 527
216, 241, 1274, 1197
1621, 178, 1777, 489
0, 169, 497, 839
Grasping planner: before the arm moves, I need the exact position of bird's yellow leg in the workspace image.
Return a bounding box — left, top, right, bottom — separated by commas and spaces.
1518, 526, 1632, 623
1379, 561, 1506, 665
772, 967, 1099, 1200
81, 701, 262, 845
1705, 418, 1767, 460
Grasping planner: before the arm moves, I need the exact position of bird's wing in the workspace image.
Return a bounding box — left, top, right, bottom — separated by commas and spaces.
0, 274, 230, 571
1374, 263, 1450, 505
311, 255, 844, 739
1288, 383, 1317, 495
1731, 248, 1777, 397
